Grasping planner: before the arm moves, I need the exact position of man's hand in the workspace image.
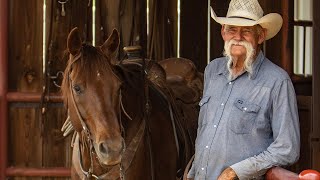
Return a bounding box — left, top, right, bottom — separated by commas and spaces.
218, 167, 238, 180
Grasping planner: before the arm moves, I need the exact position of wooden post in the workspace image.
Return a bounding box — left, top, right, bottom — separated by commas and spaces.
313, 0, 320, 171
0, 0, 8, 179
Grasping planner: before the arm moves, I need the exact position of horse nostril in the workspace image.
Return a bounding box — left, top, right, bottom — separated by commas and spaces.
98, 139, 125, 156
98, 142, 109, 154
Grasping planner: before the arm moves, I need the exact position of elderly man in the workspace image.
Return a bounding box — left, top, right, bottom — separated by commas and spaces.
187, 0, 300, 179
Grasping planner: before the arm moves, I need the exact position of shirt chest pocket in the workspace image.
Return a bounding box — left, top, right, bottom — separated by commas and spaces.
198, 96, 211, 127
229, 98, 260, 134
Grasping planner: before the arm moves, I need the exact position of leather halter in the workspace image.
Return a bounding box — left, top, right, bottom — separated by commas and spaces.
67, 52, 153, 180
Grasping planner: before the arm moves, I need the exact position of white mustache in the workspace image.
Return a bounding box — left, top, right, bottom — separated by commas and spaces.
230, 40, 248, 46
223, 39, 255, 80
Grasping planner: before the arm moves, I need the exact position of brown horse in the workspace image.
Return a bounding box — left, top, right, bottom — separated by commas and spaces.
61, 27, 195, 179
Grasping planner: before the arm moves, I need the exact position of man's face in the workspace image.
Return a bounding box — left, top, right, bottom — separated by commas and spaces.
221, 25, 265, 58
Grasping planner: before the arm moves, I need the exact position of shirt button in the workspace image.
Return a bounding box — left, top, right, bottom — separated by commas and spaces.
221, 103, 224, 106
229, 82, 232, 85
213, 125, 217, 128
243, 107, 247, 111
206, 146, 209, 148
201, 168, 205, 170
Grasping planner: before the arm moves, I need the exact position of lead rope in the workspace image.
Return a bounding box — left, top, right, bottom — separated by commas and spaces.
143, 59, 155, 180
118, 90, 126, 180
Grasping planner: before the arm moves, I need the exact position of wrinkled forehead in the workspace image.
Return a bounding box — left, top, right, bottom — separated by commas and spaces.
224, 24, 258, 30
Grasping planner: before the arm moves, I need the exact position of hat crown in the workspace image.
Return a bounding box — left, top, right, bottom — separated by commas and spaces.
227, 0, 264, 21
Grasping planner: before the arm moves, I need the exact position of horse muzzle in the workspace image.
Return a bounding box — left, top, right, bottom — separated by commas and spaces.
94, 138, 125, 165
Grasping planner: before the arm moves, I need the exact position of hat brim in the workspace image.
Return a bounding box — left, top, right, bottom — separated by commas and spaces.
211, 8, 283, 40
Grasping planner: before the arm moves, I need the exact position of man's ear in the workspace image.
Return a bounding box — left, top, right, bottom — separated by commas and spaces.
258, 28, 267, 44
221, 25, 227, 41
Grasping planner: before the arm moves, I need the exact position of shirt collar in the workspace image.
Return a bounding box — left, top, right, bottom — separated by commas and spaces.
250, 51, 264, 80
217, 51, 265, 80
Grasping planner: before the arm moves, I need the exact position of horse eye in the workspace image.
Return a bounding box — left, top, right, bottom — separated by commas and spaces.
72, 84, 82, 95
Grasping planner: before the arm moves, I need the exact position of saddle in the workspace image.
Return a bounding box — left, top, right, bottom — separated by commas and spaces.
145, 57, 202, 178
146, 57, 203, 146
122, 46, 202, 178
157, 58, 203, 146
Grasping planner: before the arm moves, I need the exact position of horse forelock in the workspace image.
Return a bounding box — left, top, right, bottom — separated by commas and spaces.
61, 44, 119, 107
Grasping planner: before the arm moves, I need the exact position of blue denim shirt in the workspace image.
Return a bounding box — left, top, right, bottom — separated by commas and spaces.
188, 51, 300, 180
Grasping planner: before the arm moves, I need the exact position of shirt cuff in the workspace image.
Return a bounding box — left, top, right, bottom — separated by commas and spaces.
231, 159, 261, 180
187, 164, 195, 178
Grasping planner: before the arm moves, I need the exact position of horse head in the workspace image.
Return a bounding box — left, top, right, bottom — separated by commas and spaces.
62, 27, 125, 166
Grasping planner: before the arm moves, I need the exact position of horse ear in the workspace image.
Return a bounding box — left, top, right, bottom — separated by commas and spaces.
101, 28, 120, 59
67, 27, 82, 56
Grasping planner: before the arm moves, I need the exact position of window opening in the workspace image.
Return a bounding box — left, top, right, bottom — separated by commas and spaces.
294, 0, 313, 76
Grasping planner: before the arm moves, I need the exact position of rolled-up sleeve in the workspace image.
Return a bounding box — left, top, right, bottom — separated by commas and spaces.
187, 162, 195, 178
230, 79, 300, 179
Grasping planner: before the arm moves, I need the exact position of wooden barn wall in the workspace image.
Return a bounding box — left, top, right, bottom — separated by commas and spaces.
148, 0, 176, 61
180, 0, 207, 72
8, 1, 45, 180
8, 0, 92, 179
7, 0, 147, 179
209, 0, 230, 66
96, 0, 146, 57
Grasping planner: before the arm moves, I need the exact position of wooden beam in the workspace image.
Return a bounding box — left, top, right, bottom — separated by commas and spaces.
6, 167, 70, 177
7, 92, 63, 103
0, 0, 8, 179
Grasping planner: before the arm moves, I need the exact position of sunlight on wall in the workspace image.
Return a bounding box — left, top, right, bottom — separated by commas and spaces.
92, 0, 96, 46
147, 0, 149, 36
294, 0, 313, 76
177, 0, 181, 58
207, 0, 211, 64
43, 0, 46, 75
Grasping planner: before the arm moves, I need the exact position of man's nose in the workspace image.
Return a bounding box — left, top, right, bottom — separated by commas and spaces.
233, 30, 242, 40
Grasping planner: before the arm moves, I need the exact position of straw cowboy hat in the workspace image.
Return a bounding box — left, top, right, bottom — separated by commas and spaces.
211, 0, 283, 40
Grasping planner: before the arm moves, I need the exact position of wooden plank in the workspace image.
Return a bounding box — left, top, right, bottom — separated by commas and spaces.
139, 0, 147, 57
180, 0, 207, 71
9, 107, 43, 180
6, 167, 70, 177
258, 0, 287, 68
8, 0, 43, 92
99, 0, 121, 38
291, 96, 312, 172
147, 0, 176, 60
46, 0, 90, 92
312, 0, 320, 171
0, 0, 8, 178
8, 1, 44, 179
97, 0, 147, 58
210, 0, 230, 69
43, 1, 90, 179
42, 107, 72, 180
